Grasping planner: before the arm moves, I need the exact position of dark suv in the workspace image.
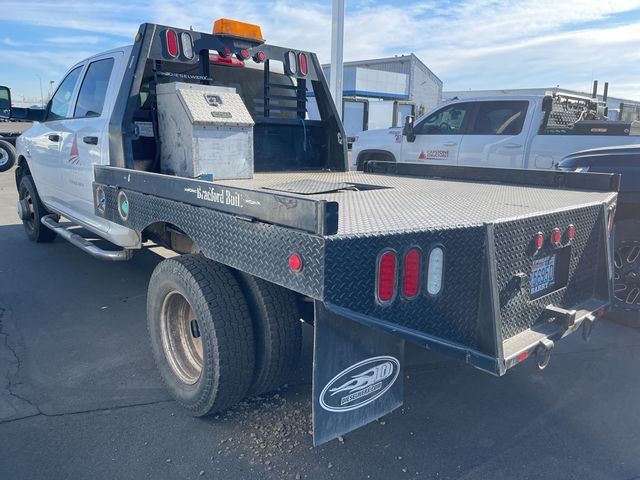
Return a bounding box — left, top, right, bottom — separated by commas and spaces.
560, 144, 640, 326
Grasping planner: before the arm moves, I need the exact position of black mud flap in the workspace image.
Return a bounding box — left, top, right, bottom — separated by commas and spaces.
312, 302, 405, 446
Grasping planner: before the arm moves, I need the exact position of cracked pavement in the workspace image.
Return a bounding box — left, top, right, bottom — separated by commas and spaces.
0, 164, 639, 480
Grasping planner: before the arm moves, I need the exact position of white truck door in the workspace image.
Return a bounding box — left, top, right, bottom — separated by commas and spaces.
58, 55, 119, 216
26, 66, 84, 204
458, 100, 531, 168
401, 102, 473, 165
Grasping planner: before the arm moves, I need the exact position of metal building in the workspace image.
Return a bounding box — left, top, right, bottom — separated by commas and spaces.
319, 54, 442, 141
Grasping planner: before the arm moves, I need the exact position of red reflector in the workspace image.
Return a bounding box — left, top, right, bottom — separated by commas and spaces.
517, 351, 529, 363
288, 253, 303, 272
535, 232, 544, 250
298, 52, 308, 76
254, 51, 266, 63
597, 307, 607, 317
403, 248, 421, 299
551, 228, 561, 245
567, 224, 576, 241
165, 29, 179, 58
377, 251, 397, 304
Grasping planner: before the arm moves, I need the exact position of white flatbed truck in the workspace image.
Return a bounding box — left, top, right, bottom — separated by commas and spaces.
2, 19, 620, 445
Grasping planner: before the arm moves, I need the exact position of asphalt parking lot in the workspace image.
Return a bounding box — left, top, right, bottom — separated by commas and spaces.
0, 167, 639, 480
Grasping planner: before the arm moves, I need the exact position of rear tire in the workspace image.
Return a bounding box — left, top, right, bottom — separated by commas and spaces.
0, 139, 16, 172
18, 175, 57, 243
610, 219, 640, 328
237, 274, 302, 396
147, 255, 255, 416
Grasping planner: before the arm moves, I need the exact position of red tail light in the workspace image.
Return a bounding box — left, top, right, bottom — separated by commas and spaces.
567, 224, 576, 241
535, 232, 544, 251
165, 29, 179, 58
377, 250, 397, 304
298, 52, 308, 76
551, 228, 561, 245
402, 248, 421, 299
254, 51, 266, 63
237, 48, 250, 60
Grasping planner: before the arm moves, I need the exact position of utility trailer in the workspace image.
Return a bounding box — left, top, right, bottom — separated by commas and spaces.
9, 20, 619, 445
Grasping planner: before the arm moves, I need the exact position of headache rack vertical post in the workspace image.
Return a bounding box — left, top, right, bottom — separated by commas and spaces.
263, 58, 270, 118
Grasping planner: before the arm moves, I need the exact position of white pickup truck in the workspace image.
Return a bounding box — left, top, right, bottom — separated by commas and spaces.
352, 94, 640, 171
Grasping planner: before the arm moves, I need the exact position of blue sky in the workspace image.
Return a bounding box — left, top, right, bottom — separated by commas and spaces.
1, 0, 639, 104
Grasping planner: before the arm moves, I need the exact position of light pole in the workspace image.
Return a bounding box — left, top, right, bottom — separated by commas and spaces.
330, 0, 345, 120
36, 74, 44, 107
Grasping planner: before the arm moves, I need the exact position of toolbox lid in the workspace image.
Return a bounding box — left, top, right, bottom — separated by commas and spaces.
156, 82, 255, 127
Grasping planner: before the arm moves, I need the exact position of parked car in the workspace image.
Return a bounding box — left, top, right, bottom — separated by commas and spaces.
352, 93, 640, 171
559, 144, 640, 326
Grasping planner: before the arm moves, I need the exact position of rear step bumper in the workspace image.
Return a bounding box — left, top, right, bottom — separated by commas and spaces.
41, 214, 133, 262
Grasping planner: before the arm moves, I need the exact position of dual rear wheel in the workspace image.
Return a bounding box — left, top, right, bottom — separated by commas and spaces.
147, 254, 302, 416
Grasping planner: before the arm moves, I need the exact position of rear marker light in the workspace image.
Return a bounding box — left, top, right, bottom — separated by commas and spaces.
377, 250, 397, 304
597, 307, 607, 318
402, 248, 421, 299
517, 351, 529, 363
551, 228, 561, 245
426, 247, 444, 296
289, 253, 303, 272
254, 51, 266, 63
180, 32, 194, 59
298, 52, 308, 76
535, 232, 544, 251
221, 46, 232, 57
567, 224, 576, 242
237, 48, 250, 60
165, 29, 179, 58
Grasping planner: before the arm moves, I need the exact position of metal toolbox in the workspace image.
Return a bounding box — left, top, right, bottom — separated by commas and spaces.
156, 82, 255, 180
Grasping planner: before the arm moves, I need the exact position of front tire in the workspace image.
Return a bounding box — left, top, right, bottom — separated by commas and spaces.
18, 175, 57, 243
0, 139, 16, 172
147, 255, 255, 416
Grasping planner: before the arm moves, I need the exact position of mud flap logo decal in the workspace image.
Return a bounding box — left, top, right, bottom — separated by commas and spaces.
319, 356, 400, 412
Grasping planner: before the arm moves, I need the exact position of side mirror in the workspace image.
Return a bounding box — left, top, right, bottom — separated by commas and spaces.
0, 85, 11, 120
402, 115, 416, 142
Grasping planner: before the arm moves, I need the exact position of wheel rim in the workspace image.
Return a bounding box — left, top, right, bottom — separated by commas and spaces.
160, 291, 204, 384
0, 147, 8, 167
614, 239, 640, 309
19, 185, 36, 233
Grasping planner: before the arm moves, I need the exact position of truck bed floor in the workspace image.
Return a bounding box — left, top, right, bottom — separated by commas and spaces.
219, 171, 612, 236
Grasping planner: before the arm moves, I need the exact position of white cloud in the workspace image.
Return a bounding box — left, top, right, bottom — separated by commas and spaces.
3, 0, 640, 100
3, 38, 21, 47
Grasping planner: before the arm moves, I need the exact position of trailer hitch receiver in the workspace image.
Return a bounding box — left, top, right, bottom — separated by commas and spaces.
544, 305, 577, 329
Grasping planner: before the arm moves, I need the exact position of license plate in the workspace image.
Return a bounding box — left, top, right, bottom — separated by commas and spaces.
530, 254, 556, 295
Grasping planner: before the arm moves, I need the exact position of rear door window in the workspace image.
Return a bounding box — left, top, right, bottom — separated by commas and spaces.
414, 103, 473, 135
74, 58, 115, 118
47, 66, 83, 121
470, 101, 529, 135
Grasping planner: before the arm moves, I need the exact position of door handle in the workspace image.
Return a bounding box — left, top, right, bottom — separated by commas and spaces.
442, 141, 457, 146
504, 143, 522, 149
83, 136, 99, 145
48, 134, 60, 142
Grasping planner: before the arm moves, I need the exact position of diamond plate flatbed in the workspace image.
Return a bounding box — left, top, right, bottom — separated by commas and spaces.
218, 171, 615, 236
93, 164, 617, 377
